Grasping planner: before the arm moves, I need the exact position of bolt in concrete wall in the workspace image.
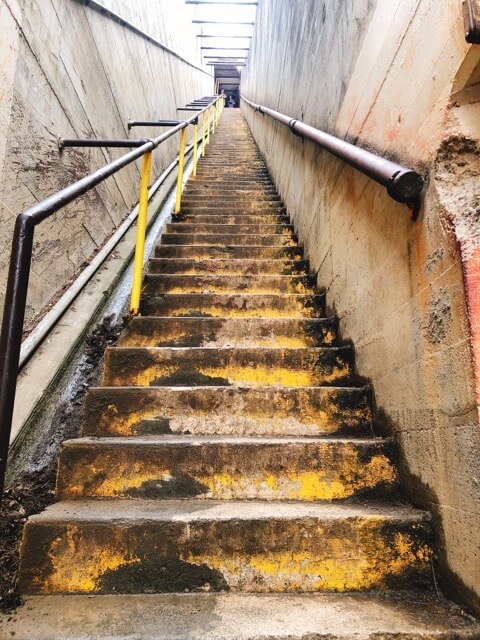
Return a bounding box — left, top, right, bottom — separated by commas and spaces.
242, 0, 480, 614
0, 0, 212, 327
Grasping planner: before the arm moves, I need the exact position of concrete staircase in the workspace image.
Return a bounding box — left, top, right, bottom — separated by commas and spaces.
15, 110, 480, 638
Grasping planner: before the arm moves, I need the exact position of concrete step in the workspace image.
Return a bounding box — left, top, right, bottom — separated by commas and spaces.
56, 436, 397, 501
181, 195, 283, 205
118, 317, 336, 348
179, 204, 287, 215
193, 172, 271, 179
178, 214, 292, 225
102, 346, 353, 388
183, 189, 279, 199
140, 292, 325, 318
147, 257, 308, 275
195, 162, 268, 168
154, 245, 303, 259
19, 500, 431, 594
4, 592, 479, 639
189, 178, 274, 186
185, 183, 277, 191
188, 183, 276, 191
83, 385, 373, 438
165, 223, 295, 235
160, 234, 297, 247
142, 274, 314, 295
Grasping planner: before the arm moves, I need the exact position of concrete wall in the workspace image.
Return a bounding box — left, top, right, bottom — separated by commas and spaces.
242, 0, 480, 612
0, 0, 212, 326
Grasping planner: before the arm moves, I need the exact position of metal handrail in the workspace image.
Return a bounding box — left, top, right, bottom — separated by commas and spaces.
0, 95, 223, 498
241, 96, 424, 217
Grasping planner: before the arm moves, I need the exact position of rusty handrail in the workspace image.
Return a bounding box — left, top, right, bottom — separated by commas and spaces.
241, 96, 424, 217
0, 96, 222, 499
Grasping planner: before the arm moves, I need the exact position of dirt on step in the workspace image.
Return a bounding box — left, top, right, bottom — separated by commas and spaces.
0, 315, 125, 612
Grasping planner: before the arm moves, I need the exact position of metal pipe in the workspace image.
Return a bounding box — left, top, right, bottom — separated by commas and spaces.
18, 138, 199, 370
0, 215, 35, 497
0, 96, 220, 499
202, 112, 206, 156
193, 122, 199, 176
241, 96, 424, 210
59, 138, 150, 149
128, 120, 181, 130
175, 128, 188, 214
130, 152, 152, 314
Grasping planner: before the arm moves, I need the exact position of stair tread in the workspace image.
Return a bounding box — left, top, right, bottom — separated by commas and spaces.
142, 293, 322, 298
124, 315, 333, 321
28, 498, 428, 524
63, 435, 389, 446
3, 592, 478, 640
106, 346, 349, 353
90, 383, 370, 391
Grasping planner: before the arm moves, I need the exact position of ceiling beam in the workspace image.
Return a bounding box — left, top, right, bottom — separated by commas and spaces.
201, 46, 250, 49
187, 1, 257, 4
192, 20, 254, 24
197, 34, 252, 37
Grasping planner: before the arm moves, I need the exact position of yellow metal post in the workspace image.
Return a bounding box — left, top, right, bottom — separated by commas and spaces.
130, 152, 152, 315
193, 122, 198, 176
202, 113, 207, 156
206, 107, 211, 145
174, 127, 187, 214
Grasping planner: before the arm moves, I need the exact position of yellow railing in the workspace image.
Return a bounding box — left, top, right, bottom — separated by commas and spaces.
130, 96, 224, 314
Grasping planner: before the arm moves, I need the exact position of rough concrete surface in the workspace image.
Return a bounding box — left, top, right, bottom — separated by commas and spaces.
242, 0, 480, 613
0, 0, 211, 325
2, 592, 480, 640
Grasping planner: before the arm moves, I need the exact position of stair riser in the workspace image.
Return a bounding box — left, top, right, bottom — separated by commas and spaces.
193, 173, 272, 180
178, 216, 291, 225
143, 275, 314, 295
189, 180, 274, 187
57, 439, 397, 501
166, 224, 294, 234
184, 190, 279, 199
140, 293, 325, 319
147, 258, 308, 275
181, 198, 283, 206
118, 317, 337, 348
160, 235, 297, 247
194, 163, 267, 168
20, 516, 431, 594
83, 386, 373, 438
102, 347, 353, 388
154, 246, 303, 260
179, 206, 287, 215
185, 183, 277, 189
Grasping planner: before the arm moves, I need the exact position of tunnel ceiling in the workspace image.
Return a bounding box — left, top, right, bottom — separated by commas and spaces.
184, 0, 257, 93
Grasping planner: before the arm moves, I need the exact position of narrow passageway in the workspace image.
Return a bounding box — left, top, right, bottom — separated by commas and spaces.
3, 109, 477, 638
